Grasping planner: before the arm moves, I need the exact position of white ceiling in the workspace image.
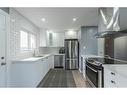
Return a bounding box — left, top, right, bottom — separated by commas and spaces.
15, 8, 99, 31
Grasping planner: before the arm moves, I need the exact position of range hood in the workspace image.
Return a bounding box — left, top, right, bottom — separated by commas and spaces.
96, 7, 127, 38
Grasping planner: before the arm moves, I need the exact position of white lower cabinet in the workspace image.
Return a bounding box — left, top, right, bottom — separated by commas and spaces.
47, 55, 54, 69
10, 55, 54, 87
104, 65, 127, 87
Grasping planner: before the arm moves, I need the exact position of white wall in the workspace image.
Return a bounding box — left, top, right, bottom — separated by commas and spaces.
79, 26, 98, 72
10, 8, 40, 60
8, 8, 40, 87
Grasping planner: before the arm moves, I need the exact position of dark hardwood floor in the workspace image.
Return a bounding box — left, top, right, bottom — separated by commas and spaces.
38, 69, 91, 88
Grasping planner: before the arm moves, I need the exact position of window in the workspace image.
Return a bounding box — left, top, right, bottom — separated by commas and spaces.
20, 30, 37, 51
30, 34, 36, 50
20, 30, 29, 51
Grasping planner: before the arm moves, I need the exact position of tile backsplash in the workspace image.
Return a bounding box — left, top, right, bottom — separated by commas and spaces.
39, 47, 63, 54
10, 8, 40, 60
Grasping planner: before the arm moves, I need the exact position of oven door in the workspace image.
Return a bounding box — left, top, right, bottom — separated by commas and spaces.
86, 64, 102, 87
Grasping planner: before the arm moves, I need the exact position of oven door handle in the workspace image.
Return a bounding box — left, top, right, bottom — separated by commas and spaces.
86, 64, 98, 73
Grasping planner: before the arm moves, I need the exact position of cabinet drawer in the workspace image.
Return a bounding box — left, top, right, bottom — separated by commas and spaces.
105, 79, 117, 87
106, 77, 127, 87
104, 67, 127, 87
114, 73, 127, 87
104, 68, 116, 79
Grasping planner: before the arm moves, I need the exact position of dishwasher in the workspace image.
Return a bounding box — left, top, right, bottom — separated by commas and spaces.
54, 54, 65, 68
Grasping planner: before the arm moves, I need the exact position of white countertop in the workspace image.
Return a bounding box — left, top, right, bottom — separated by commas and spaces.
12, 53, 65, 64
54, 53, 65, 56
12, 54, 53, 63
20, 57, 44, 62
81, 54, 103, 58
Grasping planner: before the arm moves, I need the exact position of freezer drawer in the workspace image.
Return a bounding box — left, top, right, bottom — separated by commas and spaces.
65, 59, 78, 69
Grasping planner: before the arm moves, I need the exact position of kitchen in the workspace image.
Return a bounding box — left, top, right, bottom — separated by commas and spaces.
0, 7, 127, 88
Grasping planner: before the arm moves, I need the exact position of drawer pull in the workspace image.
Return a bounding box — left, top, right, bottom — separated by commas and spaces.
111, 80, 116, 84
111, 72, 115, 75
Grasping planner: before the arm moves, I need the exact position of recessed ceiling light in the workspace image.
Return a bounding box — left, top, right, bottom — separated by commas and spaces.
41, 18, 46, 22
73, 18, 77, 22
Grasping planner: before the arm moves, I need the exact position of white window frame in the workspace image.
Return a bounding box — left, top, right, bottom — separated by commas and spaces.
29, 33, 37, 50
20, 28, 37, 52
20, 30, 29, 51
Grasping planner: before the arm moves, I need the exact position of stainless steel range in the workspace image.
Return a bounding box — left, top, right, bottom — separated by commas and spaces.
85, 57, 127, 88
85, 58, 104, 87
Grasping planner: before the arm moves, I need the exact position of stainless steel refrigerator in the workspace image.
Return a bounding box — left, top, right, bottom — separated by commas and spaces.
64, 39, 79, 70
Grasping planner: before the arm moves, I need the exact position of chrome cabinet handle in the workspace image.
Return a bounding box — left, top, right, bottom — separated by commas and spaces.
111, 80, 116, 84
1, 63, 6, 66
111, 72, 115, 75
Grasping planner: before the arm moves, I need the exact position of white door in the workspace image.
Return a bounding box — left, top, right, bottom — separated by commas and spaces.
0, 10, 7, 87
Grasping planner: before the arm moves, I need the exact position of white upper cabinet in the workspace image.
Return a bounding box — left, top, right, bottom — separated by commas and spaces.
39, 29, 79, 47
65, 30, 78, 39
47, 32, 65, 47
39, 29, 47, 47
52, 32, 65, 47
39, 29, 65, 47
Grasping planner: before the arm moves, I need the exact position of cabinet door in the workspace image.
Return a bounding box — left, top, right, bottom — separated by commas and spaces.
40, 30, 47, 47
104, 68, 117, 87
48, 55, 54, 69
116, 75, 127, 87
104, 66, 127, 87
47, 32, 53, 47
0, 10, 8, 87
51, 55, 54, 68
46, 57, 50, 71
53, 32, 65, 47
42, 58, 47, 77
36, 60, 44, 82
47, 32, 65, 47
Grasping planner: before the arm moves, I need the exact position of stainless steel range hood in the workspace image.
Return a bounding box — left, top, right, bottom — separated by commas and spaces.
96, 7, 127, 38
